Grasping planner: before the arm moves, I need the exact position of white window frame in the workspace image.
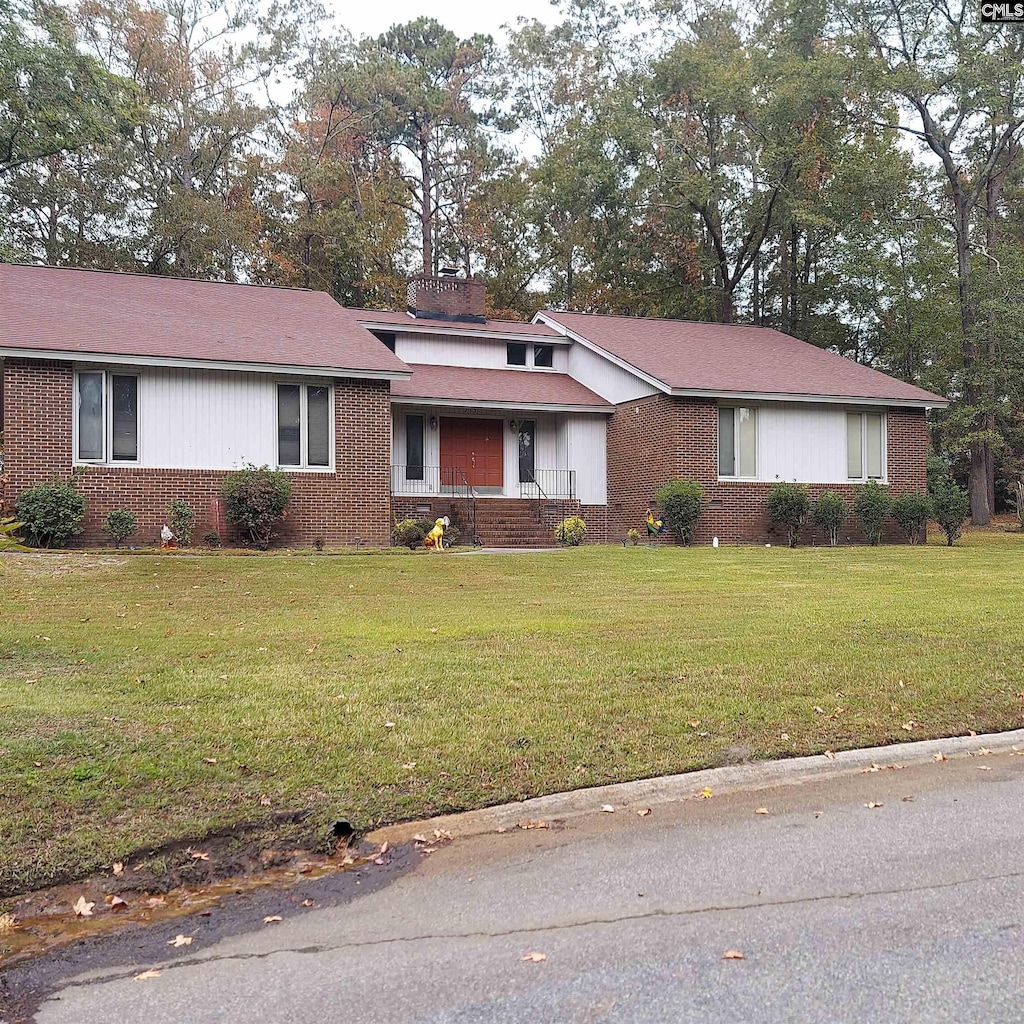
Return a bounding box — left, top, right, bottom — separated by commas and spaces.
847, 411, 887, 482
717, 405, 758, 480
275, 381, 335, 472
73, 369, 140, 466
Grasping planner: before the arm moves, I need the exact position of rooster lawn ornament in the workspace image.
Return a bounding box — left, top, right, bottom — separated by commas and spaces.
423, 516, 450, 552
646, 508, 667, 543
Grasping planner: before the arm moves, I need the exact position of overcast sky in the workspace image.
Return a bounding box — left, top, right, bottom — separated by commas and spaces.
325, 0, 562, 40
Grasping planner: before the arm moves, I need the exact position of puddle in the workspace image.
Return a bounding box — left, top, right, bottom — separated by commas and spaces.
0, 846, 377, 968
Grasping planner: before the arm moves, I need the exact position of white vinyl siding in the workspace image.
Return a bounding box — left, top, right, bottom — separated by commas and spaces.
719, 402, 887, 484
394, 333, 569, 372
567, 342, 658, 404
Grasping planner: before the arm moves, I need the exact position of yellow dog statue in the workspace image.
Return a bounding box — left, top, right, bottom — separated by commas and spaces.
423, 516, 450, 552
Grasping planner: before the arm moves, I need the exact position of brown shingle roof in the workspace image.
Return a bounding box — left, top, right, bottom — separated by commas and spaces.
356, 308, 561, 338
539, 311, 947, 406
0, 264, 409, 377
392, 364, 613, 411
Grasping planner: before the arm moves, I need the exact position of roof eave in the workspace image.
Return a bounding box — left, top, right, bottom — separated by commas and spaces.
0, 347, 412, 380
357, 317, 565, 345
668, 386, 948, 409
391, 395, 613, 414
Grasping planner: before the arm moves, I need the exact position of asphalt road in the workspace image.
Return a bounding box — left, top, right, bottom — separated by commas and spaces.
31, 751, 1024, 1023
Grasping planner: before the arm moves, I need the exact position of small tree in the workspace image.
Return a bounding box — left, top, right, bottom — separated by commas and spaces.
766, 482, 810, 547
812, 491, 848, 547
167, 500, 196, 546
654, 480, 703, 545
14, 479, 86, 548
931, 479, 970, 547
222, 465, 291, 550
103, 509, 137, 548
890, 491, 932, 545
854, 481, 891, 546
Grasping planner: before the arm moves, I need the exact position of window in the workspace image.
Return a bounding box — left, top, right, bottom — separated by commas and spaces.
507, 342, 527, 366
277, 383, 332, 469
718, 406, 757, 478
518, 420, 536, 483
533, 344, 554, 368
406, 414, 425, 481
847, 412, 884, 479
76, 371, 138, 463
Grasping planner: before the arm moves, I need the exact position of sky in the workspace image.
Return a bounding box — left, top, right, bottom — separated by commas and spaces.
325, 0, 562, 40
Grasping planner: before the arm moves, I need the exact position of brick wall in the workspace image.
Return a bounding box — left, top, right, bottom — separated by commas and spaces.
408, 276, 486, 320
1, 358, 392, 547
606, 394, 931, 545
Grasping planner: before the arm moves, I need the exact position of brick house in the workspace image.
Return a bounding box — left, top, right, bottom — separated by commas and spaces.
0, 263, 947, 547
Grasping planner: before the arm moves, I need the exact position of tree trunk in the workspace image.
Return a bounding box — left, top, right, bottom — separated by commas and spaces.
419, 135, 432, 275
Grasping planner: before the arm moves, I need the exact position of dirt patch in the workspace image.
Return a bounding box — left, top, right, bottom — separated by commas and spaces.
0, 552, 126, 578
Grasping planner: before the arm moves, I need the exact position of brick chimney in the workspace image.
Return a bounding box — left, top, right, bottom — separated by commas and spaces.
407, 270, 486, 323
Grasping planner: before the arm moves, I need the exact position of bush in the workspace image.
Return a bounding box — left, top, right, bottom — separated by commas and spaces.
931, 479, 970, 546
14, 479, 86, 548
202, 529, 221, 549
222, 465, 291, 550
103, 509, 137, 547
167, 500, 196, 546
927, 454, 951, 495
555, 515, 587, 546
393, 518, 425, 549
654, 479, 703, 545
891, 491, 932, 545
812, 491, 848, 547
853, 480, 892, 546
766, 482, 811, 547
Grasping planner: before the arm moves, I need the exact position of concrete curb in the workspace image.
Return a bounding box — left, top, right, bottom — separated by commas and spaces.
367, 728, 1024, 846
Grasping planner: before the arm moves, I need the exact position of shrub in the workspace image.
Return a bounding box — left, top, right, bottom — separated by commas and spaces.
222, 465, 291, 550
555, 515, 587, 546
890, 491, 932, 545
0, 517, 27, 551
14, 479, 86, 548
931, 479, 970, 546
927, 454, 951, 495
167, 500, 196, 546
812, 491, 848, 547
853, 480, 892, 546
626, 528, 641, 546
766, 482, 811, 547
393, 518, 425, 549
202, 529, 221, 549
654, 479, 703, 545
103, 509, 137, 548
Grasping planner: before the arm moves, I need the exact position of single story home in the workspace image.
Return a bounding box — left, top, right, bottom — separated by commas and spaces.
0, 264, 947, 547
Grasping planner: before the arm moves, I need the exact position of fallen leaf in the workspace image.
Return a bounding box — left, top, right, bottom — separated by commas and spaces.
73, 896, 95, 917
263, 915, 282, 924
168, 934, 192, 947
520, 952, 547, 962
402, 762, 417, 769
412, 834, 429, 844
901, 722, 916, 731
203, 757, 218, 765
600, 804, 615, 813
259, 795, 272, 806
977, 765, 993, 771
379, 841, 390, 855
191, 851, 210, 861
636, 807, 652, 817
433, 828, 452, 841
112, 862, 124, 876
134, 970, 162, 981
933, 752, 947, 761
813, 706, 826, 715
754, 807, 769, 815
384, 721, 395, 728
722, 950, 745, 960
780, 733, 790, 740
32, 761, 42, 767
698, 787, 713, 799
687, 720, 701, 727
860, 764, 880, 773
146, 897, 167, 909
864, 801, 884, 809
0, 913, 16, 933
520, 819, 548, 830
301, 899, 314, 907
429, 627, 439, 633
109, 896, 128, 911
823, 750, 836, 760
218, 675, 228, 681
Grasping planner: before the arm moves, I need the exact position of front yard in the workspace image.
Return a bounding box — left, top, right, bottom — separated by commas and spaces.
2, 532, 1023, 897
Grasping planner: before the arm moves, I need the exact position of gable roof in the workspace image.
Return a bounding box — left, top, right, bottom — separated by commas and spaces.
392, 364, 613, 412
538, 311, 947, 408
355, 308, 561, 342
0, 264, 409, 379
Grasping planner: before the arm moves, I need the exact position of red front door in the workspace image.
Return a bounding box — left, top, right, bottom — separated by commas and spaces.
440, 417, 504, 489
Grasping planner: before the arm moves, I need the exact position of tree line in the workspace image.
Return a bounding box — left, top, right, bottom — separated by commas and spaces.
2, 0, 1023, 522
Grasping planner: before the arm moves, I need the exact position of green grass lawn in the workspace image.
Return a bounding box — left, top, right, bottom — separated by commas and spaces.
2, 531, 1023, 897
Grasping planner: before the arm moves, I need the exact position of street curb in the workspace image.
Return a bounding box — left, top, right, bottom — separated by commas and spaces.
367, 728, 1024, 845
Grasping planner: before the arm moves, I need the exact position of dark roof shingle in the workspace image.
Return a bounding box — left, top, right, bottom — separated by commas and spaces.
539, 311, 946, 406
0, 264, 408, 376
